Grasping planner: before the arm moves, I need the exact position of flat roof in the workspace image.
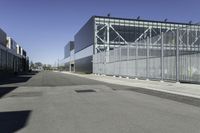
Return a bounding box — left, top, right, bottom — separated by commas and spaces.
93, 15, 199, 26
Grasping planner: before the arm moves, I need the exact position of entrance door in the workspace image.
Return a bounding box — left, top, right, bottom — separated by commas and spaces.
70, 64, 75, 72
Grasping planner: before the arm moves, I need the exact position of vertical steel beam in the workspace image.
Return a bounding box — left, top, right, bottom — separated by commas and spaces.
104, 23, 110, 75
146, 37, 149, 79
127, 42, 130, 77
176, 29, 179, 82
113, 44, 116, 76
104, 51, 106, 74
119, 44, 122, 76
94, 20, 97, 54
107, 23, 110, 51
161, 32, 164, 81
187, 28, 189, 46
93, 19, 97, 73
135, 42, 138, 78
106, 23, 110, 62
149, 27, 152, 45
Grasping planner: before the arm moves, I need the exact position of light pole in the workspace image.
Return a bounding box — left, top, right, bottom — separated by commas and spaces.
57, 58, 59, 70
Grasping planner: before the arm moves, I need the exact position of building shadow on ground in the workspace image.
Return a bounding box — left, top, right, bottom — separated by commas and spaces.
0, 110, 32, 133
0, 87, 17, 98
0, 71, 38, 85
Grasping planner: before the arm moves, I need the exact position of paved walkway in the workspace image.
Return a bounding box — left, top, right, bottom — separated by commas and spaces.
59, 71, 200, 99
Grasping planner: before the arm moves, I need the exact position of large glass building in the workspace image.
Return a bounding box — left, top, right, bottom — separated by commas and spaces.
61, 16, 200, 83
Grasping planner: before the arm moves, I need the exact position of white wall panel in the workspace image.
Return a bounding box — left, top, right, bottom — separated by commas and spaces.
75, 45, 93, 60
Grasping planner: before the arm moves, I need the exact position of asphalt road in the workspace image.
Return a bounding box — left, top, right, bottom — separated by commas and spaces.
0, 71, 200, 133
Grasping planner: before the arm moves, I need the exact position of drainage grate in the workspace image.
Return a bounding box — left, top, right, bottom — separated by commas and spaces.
75, 89, 96, 93
7, 91, 42, 98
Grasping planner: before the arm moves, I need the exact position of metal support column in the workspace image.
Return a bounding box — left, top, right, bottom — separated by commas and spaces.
119, 44, 122, 76
105, 23, 110, 75
94, 21, 97, 54
127, 43, 130, 77
176, 29, 179, 82
93, 20, 97, 73
106, 23, 110, 51
161, 32, 164, 81
135, 42, 138, 79
146, 37, 149, 80
113, 44, 116, 77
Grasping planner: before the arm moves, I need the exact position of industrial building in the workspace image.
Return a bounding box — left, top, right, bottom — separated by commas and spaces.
63, 41, 75, 72
61, 16, 200, 83
0, 28, 29, 75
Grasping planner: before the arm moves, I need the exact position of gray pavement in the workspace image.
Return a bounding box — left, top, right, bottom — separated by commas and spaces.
61, 71, 200, 106
0, 71, 200, 133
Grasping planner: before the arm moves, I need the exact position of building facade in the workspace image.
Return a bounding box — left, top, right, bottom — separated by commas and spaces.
61, 16, 200, 83
0, 28, 29, 75
62, 41, 75, 72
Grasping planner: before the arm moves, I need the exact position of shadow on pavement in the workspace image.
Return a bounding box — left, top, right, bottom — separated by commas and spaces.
0, 110, 32, 133
0, 71, 38, 85
0, 87, 17, 98
20, 71, 39, 76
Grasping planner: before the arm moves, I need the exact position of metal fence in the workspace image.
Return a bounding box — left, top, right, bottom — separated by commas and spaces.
93, 25, 200, 83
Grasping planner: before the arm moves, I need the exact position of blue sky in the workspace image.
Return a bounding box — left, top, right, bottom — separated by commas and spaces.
0, 0, 199, 65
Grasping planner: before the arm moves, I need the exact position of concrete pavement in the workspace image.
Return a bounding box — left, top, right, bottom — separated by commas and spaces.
0, 71, 200, 133
59, 71, 200, 106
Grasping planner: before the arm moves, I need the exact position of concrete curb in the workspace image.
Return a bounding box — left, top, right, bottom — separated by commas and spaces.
120, 87, 200, 107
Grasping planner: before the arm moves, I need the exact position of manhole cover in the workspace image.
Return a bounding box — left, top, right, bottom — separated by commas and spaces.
75, 89, 96, 93
7, 92, 42, 98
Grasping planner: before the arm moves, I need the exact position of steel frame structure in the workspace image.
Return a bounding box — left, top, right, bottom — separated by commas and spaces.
93, 17, 200, 83
94, 17, 200, 53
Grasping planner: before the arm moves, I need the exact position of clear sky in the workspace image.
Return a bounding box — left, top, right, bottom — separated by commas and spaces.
0, 0, 199, 65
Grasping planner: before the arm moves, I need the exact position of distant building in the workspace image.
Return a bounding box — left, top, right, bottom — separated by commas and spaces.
62, 41, 75, 72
